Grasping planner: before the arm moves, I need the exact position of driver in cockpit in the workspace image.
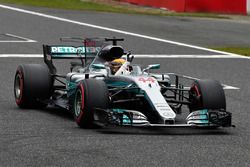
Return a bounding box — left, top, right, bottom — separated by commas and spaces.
109, 58, 126, 75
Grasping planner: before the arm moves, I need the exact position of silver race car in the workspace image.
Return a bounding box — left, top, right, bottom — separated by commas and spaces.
14, 37, 232, 128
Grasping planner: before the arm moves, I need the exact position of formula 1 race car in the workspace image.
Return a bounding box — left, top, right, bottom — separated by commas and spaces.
14, 37, 232, 128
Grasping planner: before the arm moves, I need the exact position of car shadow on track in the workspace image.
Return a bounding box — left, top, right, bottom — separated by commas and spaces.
41, 107, 74, 120
96, 127, 234, 136
14, 106, 74, 121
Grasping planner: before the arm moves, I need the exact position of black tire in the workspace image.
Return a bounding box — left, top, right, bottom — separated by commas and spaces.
14, 64, 53, 108
189, 79, 226, 111
73, 79, 109, 128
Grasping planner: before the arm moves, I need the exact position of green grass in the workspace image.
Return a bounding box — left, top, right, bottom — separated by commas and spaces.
164, 12, 228, 19
0, 0, 229, 18
212, 47, 250, 56
0, 0, 132, 13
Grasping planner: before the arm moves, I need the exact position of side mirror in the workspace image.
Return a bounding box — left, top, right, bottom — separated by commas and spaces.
148, 64, 160, 70
143, 64, 160, 72
92, 64, 106, 70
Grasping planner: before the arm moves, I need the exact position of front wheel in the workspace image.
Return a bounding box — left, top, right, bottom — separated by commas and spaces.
73, 79, 109, 128
189, 79, 226, 111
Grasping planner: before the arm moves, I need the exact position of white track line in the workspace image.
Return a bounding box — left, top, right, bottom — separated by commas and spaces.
5, 33, 36, 42
132, 54, 250, 59
223, 85, 240, 90
183, 86, 239, 90
0, 54, 249, 58
0, 54, 240, 90
0, 33, 36, 42
170, 74, 240, 90
0, 4, 247, 58
0, 41, 34, 43
0, 54, 43, 57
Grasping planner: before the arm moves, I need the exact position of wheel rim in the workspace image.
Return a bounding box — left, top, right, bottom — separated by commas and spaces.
193, 85, 200, 97
189, 84, 202, 110
75, 90, 82, 117
14, 72, 23, 102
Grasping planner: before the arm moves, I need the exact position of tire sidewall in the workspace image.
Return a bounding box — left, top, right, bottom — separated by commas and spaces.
73, 79, 109, 128
14, 64, 53, 108
189, 79, 226, 111
74, 83, 88, 125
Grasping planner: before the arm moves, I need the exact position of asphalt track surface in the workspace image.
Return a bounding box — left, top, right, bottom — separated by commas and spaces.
1, 4, 250, 167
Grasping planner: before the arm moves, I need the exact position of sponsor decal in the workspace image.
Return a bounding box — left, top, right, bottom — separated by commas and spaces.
50, 46, 101, 55
138, 77, 155, 83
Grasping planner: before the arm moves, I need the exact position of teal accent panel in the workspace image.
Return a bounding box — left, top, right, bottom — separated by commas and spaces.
199, 109, 209, 124
112, 108, 131, 125
67, 81, 78, 97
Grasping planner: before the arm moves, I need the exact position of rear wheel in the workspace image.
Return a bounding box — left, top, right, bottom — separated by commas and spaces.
14, 64, 53, 108
73, 79, 109, 128
189, 79, 226, 111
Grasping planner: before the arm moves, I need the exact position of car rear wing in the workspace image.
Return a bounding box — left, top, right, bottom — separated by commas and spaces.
42, 37, 126, 74
43, 45, 101, 74
43, 45, 101, 59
